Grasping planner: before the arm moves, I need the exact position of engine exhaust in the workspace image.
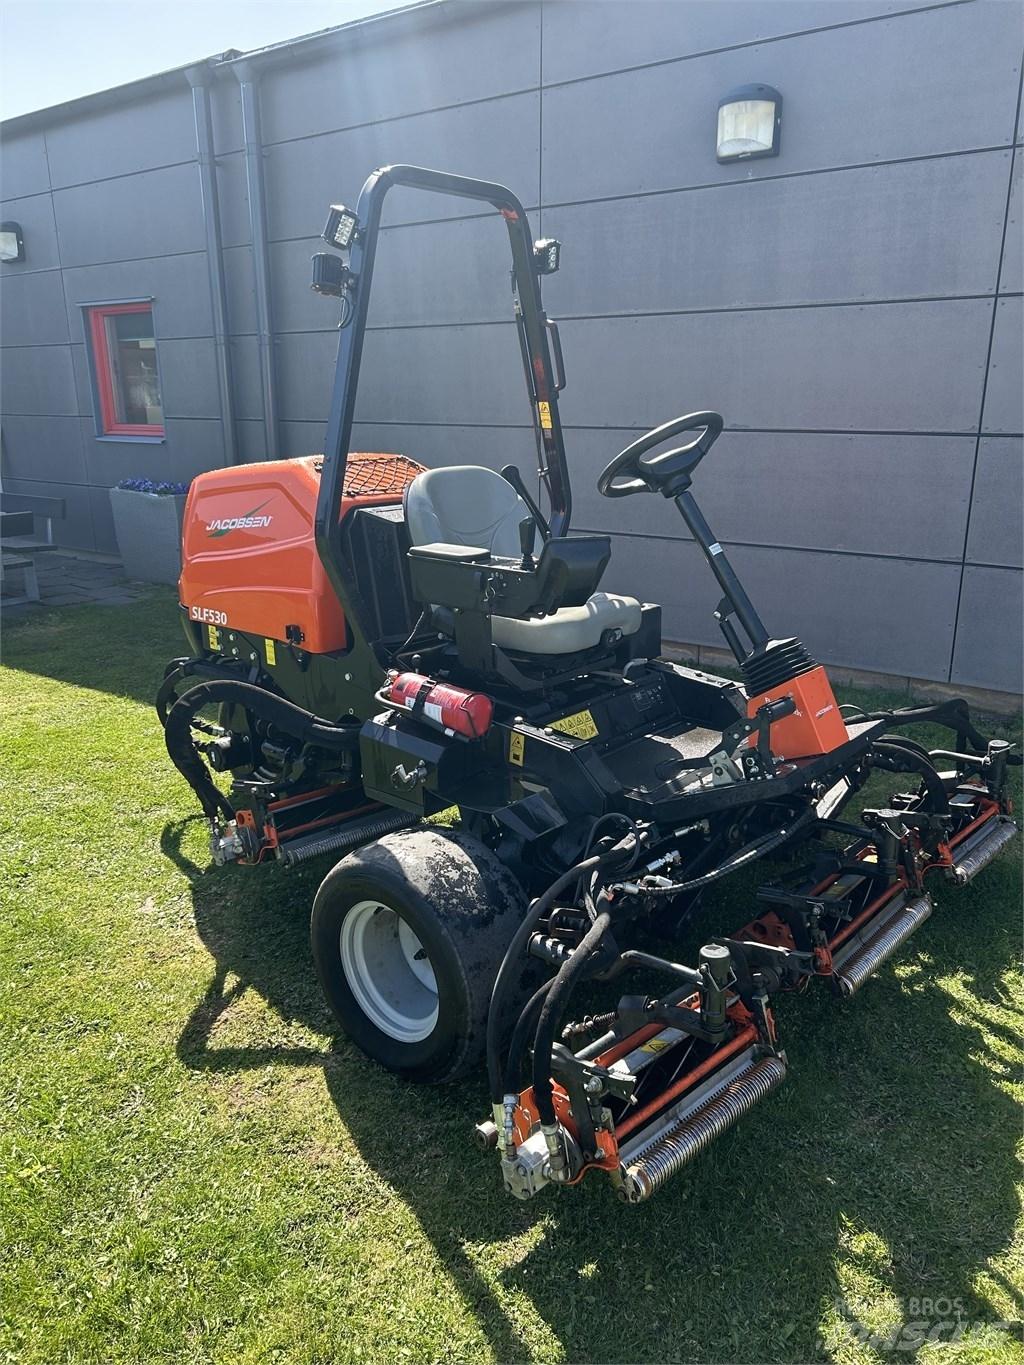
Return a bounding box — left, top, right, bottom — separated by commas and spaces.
831, 892, 932, 997
618, 1050, 787, 1203
949, 815, 1018, 885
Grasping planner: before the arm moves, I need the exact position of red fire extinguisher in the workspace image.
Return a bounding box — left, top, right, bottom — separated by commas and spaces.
385, 671, 494, 739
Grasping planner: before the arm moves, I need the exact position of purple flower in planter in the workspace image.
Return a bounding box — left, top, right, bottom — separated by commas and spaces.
117, 478, 190, 495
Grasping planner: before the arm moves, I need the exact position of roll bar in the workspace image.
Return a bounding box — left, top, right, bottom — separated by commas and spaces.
314, 164, 571, 632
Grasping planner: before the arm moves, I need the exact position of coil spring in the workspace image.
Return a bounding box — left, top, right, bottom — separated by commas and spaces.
621, 1054, 787, 1203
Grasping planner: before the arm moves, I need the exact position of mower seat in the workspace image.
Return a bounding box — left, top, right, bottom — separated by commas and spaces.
404, 465, 642, 655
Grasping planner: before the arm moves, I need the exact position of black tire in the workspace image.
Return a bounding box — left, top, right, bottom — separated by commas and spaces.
311, 826, 529, 1083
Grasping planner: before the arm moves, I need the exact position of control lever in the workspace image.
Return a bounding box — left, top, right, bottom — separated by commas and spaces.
755, 696, 796, 768
518, 517, 536, 569
500, 464, 551, 540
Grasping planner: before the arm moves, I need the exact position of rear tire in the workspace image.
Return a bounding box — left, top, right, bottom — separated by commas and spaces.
311, 826, 529, 1083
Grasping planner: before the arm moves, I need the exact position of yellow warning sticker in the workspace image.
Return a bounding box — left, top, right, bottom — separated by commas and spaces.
509, 731, 525, 766
639, 1037, 671, 1055
537, 400, 553, 430
207, 624, 220, 650
550, 708, 598, 741
265, 638, 277, 666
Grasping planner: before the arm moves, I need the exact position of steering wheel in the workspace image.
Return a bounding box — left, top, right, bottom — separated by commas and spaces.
597, 411, 724, 499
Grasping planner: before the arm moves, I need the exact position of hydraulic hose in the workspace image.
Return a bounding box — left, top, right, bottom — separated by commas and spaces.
616, 807, 816, 900
164, 678, 361, 824
870, 738, 949, 813
502, 979, 553, 1096
486, 851, 609, 1106
531, 909, 613, 1127
156, 658, 242, 729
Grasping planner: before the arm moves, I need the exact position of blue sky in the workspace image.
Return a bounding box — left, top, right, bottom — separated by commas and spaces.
0, 0, 401, 120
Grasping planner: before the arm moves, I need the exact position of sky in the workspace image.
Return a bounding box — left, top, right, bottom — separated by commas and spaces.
0, 0, 403, 121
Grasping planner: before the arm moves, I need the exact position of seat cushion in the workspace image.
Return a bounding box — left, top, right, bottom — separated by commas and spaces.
492, 592, 642, 656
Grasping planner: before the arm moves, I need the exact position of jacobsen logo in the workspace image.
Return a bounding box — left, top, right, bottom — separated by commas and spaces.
206, 500, 272, 537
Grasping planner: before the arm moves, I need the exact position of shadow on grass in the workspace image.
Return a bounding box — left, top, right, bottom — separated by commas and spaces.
165, 815, 1023, 1364
1, 590, 180, 708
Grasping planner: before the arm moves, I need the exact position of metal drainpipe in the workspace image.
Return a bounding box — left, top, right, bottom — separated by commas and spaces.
186, 63, 239, 466
234, 61, 280, 460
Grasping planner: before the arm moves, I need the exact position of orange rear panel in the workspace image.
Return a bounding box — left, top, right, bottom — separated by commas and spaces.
179, 453, 424, 654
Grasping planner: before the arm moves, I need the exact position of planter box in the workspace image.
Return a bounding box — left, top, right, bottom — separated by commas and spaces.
109, 487, 187, 585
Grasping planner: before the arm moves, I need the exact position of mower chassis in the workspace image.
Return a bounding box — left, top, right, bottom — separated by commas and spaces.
159, 162, 1020, 1207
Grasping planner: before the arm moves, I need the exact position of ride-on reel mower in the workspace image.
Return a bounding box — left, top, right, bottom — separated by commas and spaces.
161, 165, 1019, 1202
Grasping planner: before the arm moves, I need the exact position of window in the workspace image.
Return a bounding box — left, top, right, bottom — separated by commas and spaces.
87, 302, 164, 437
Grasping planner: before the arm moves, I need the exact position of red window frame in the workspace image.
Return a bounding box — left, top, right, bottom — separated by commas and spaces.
88, 302, 164, 437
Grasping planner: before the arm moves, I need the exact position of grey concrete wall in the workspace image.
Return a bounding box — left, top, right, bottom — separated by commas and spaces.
1, 0, 1021, 693
0, 83, 235, 554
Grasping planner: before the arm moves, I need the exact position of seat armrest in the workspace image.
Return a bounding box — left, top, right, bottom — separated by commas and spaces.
407, 542, 491, 563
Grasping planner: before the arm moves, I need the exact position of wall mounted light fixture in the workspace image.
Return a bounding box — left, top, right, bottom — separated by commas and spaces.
0, 221, 25, 263
716, 85, 782, 162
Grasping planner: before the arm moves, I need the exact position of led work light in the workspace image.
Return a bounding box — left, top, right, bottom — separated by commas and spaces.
533, 238, 561, 275
322, 204, 359, 251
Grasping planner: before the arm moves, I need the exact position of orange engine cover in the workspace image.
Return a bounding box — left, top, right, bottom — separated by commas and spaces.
179, 453, 425, 654
747, 665, 848, 760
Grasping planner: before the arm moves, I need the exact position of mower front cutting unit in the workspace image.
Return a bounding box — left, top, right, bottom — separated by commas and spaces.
160, 164, 1018, 1204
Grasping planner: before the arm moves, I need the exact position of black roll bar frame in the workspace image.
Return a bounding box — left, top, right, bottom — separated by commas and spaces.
314, 164, 571, 642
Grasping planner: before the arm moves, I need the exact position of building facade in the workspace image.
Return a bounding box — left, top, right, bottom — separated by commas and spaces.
1, 0, 1021, 693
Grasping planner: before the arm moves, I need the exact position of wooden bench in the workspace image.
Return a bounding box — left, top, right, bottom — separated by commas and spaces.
1, 493, 65, 552
1, 549, 40, 604
1, 495, 66, 606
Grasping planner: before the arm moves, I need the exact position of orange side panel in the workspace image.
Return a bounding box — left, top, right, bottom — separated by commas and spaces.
747, 664, 847, 759
178, 453, 424, 655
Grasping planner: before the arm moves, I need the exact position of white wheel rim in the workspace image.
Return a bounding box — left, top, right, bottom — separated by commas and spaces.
339, 899, 439, 1043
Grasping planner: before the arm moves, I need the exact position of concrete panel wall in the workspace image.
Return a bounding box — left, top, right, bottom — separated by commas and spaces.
0, 82, 231, 557
0, 0, 1020, 695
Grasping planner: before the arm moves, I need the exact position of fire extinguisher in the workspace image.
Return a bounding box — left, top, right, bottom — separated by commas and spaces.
385, 671, 494, 739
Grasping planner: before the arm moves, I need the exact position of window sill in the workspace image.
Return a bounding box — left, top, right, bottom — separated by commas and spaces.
94, 433, 166, 445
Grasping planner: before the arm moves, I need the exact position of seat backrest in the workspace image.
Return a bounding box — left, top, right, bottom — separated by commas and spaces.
404, 466, 530, 558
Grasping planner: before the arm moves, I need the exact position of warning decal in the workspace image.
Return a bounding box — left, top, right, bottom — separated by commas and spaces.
550, 709, 598, 741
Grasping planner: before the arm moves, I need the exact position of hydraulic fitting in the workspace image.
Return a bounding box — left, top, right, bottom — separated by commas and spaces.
541, 1122, 568, 1180
501, 1093, 519, 1160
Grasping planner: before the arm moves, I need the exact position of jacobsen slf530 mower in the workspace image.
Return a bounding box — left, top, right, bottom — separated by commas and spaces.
161, 165, 1018, 1203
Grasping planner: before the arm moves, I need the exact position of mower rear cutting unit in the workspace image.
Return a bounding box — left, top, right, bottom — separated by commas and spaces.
160, 165, 1019, 1203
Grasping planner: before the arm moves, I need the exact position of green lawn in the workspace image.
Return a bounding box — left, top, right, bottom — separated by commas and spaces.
1, 592, 1021, 1365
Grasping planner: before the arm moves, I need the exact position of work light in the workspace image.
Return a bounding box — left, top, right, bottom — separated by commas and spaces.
716, 85, 782, 162
533, 238, 561, 275
322, 204, 359, 251
311, 253, 350, 297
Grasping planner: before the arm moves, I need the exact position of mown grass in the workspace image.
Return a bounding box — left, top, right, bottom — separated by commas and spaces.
0, 591, 1021, 1365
